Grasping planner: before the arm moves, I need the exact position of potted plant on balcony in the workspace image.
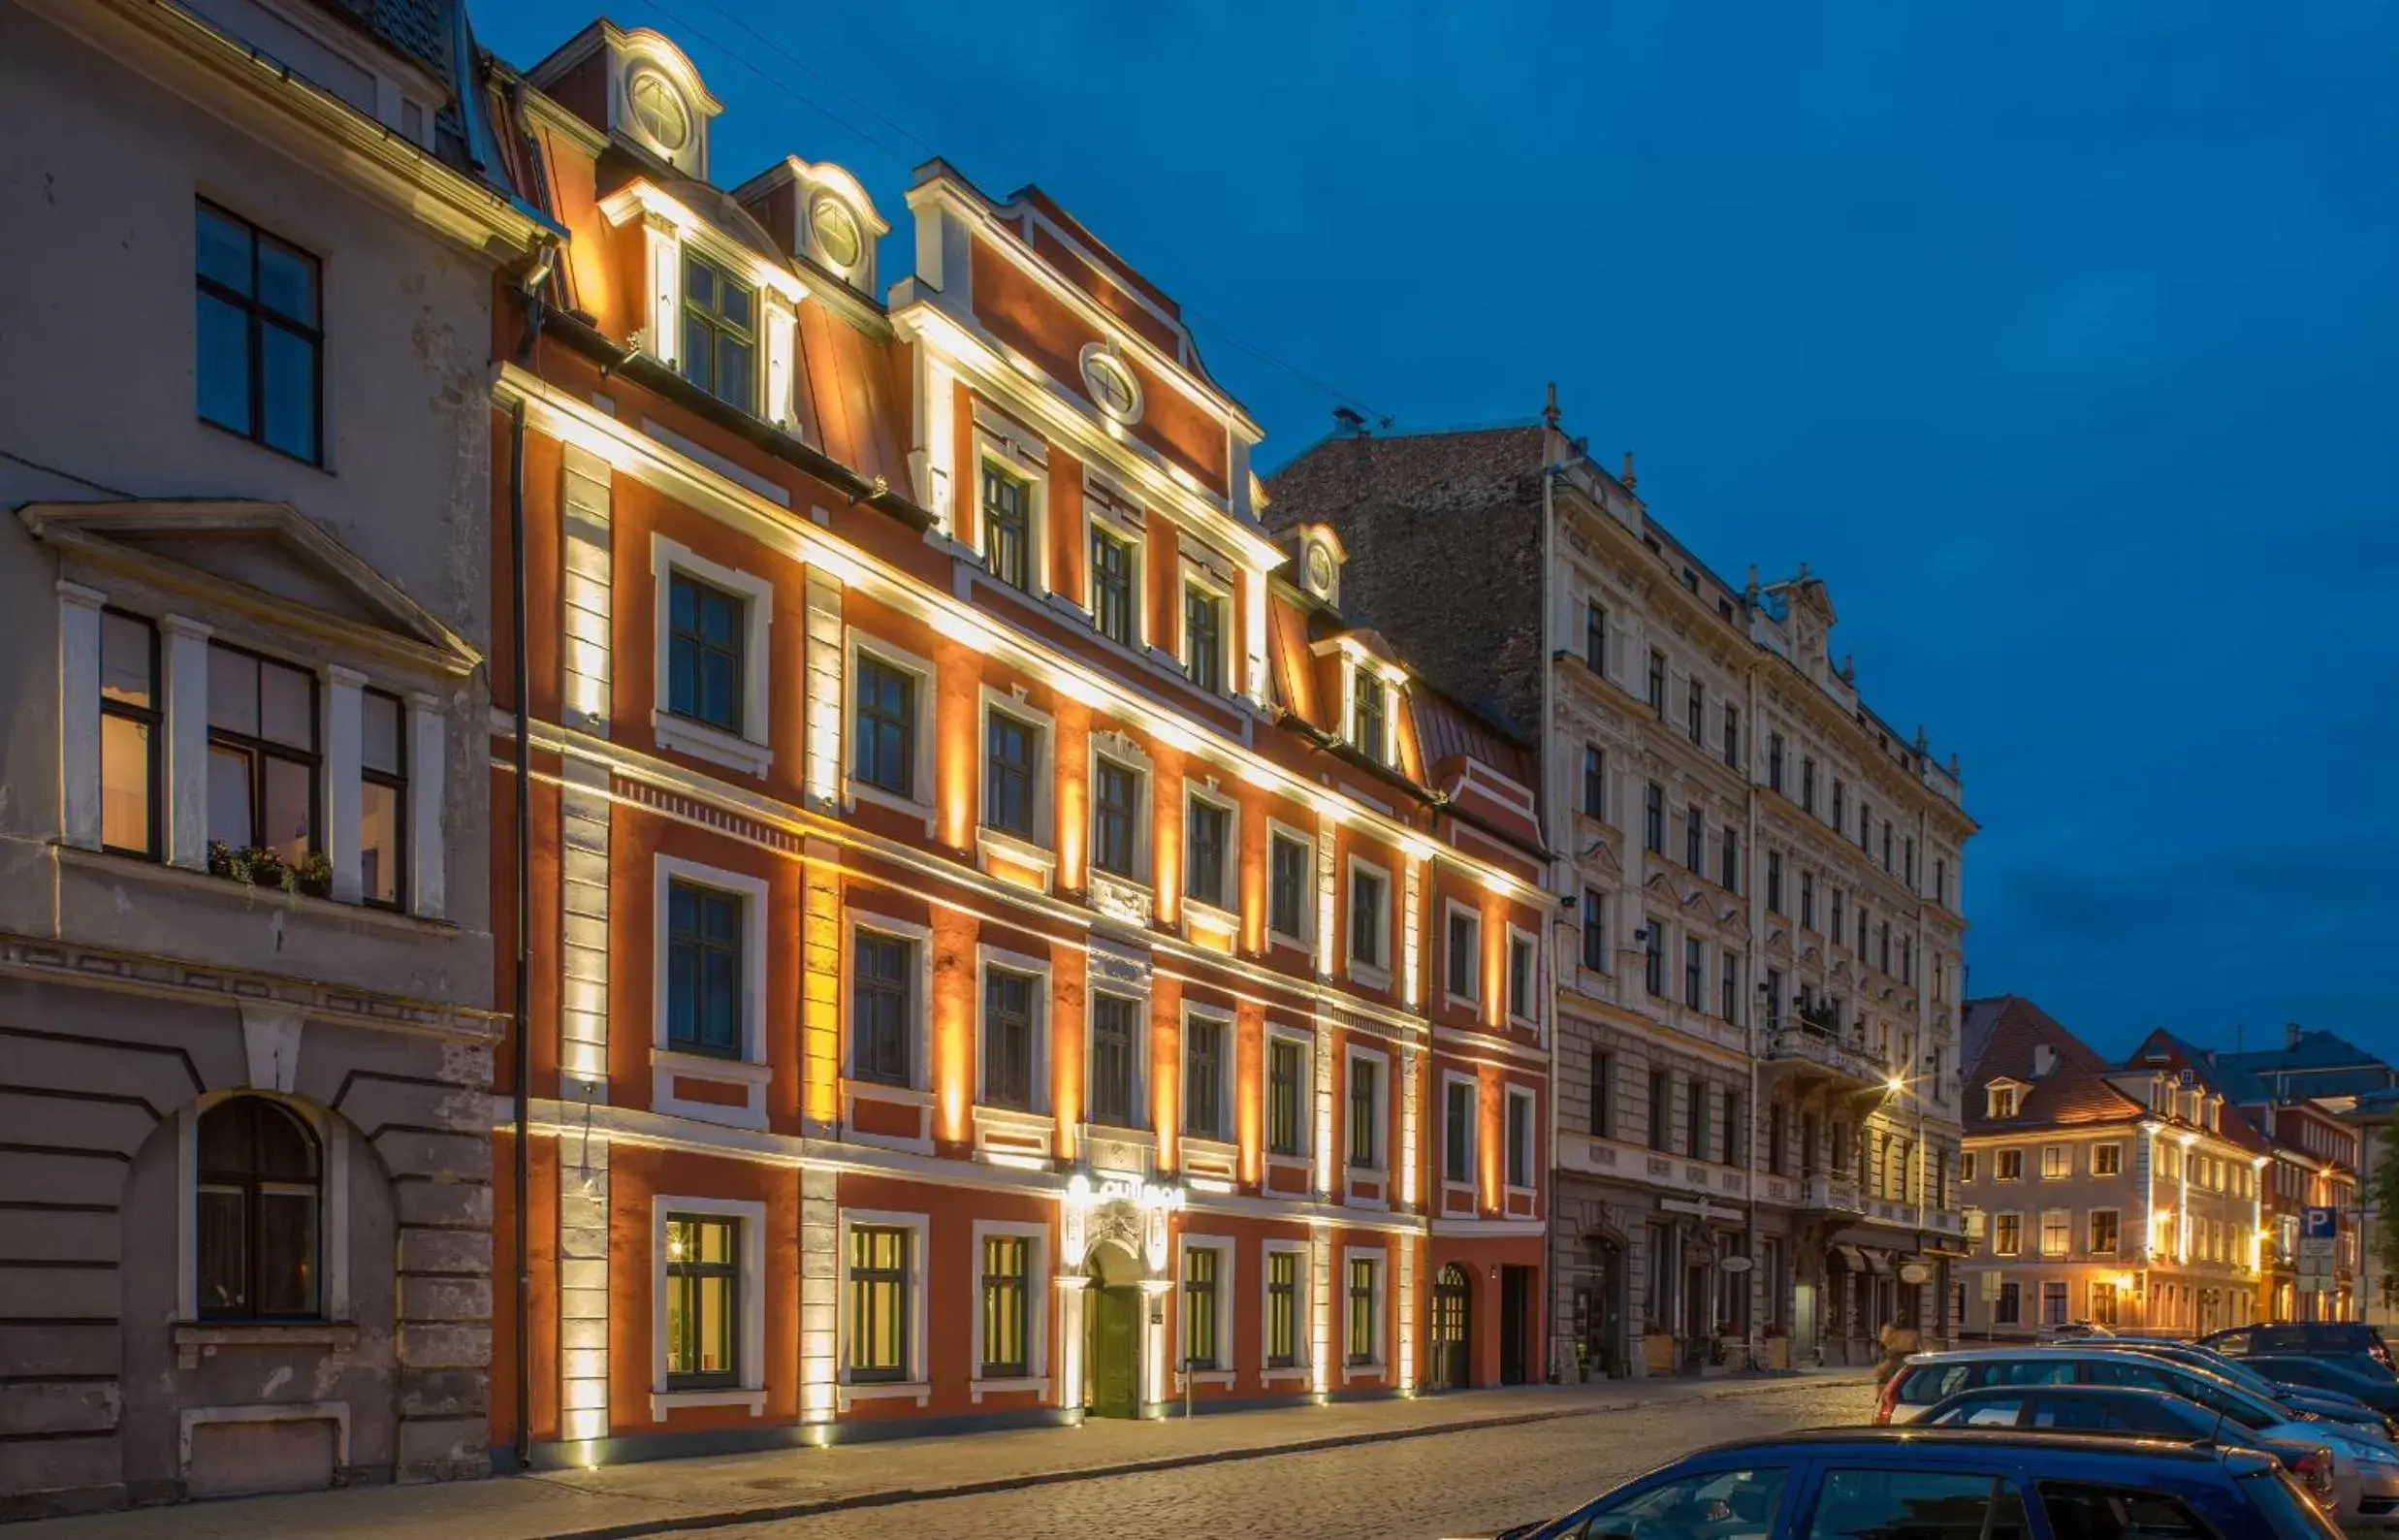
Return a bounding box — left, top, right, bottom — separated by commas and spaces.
1796, 997, 1841, 1036
207, 842, 334, 900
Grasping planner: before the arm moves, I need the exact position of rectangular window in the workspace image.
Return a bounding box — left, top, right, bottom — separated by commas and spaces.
1092, 758, 1139, 878
1801, 756, 1816, 813
1643, 919, 1664, 996
1647, 650, 1666, 718
664, 1214, 738, 1389
1685, 680, 1704, 745
1768, 732, 1784, 792
1720, 952, 1741, 1022
1994, 1212, 2021, 1256
2042, 1210, 2069, 1258
1185, 1015, 1227, 1139
1590, 1052, 1613, 1138
1996, 1148, 2024, 1182
980, 1234, 1031, 1377
1351, 671, 1388, 762
1507, 1091, 1533, 1187
2090, 1209, 2120, 1256
195, 202, 321, 463
1684, 807, 1704, 871
1765, 968, 1783, 1031
1350, 867, 1386, 971
1859, 800, 1872, 851
1348, 1056, 1381, 1169
1904, 836, 1917, 887
1185, 797, 1230, 908
1721, 703, 1740, 768
2092, 1143, 2122, 1176
206, 642, 319, 866
1687, 1078, 1710, 1161
1089, 526, 1135, 645
1581, 890, 1608, 972
983, 710, 1039, 837
100, 611, 161, 859
982, 967, 1037, 1109
851, 930, 912, 1086
1995, 1280, 2021, 1325
1683, 937, 1705, 1010
1444, 1078, 1474, 1184
1183, 1247, 1221, 1370
356, 689, 406, 908
666, 881, 744, 1057
667, 572, 746, 734
2041, 1280, 2069, 1326
1719, 827, 1740, 892
1183, 585, 1223, 693
1832, 779, 1845, 830
1508, 933, 1534, 1019
1831, 889, 1844, 946
1446, 909, 1479, 1001
1882, 822, 1893, 870
1088, 993, 1137, 1128
1768, 1102, 1786, 1175
1643, 782, 1665, 853
2041, 1145, 2068, 1180
1582, 746, 1605, 818
846, 1225, 909, 1381
1267, 1038, 1305, 1156
1265, 1251, 1299, 1368
1800, 871, 1815, 929
1766, 851, 1783, 914
982, 464, 1033, 591
852, 655, 916, 797
1269, 833, 1308, 941
1584, 601, 1607, 675
1647, 1069, 1671, 1152
1346, 1257, 1378, 1364
679, 254, 755, 413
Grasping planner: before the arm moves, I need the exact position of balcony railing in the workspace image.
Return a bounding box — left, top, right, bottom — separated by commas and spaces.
1763, 1024, 1887, 1087
1799, 1174, 1864, 1213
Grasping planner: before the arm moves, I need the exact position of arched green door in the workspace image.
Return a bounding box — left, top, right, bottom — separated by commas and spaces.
1087, 1284, 1140, 1417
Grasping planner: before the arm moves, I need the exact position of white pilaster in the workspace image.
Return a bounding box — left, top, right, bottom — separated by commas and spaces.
1240, 565, 1269, 709
1396, 1233, 1417, 1391
1057, 1276, 1089, 1414
802, 573, 845, 814
763, 292, 799, 433
799, 1167, 839, 1428
1309, 1224, 1332, 1396
642, 212, 683, 368
408, 691, 446, 918
558, 1133, 610, 1447
910, 352, 957, 531
161, 615, 212, 870
559, 754, 613, 1088
1399, 1045, 1421, 1211
1400, 856, 1423, 1010
324, 665, 366, 903
560, 444, 614, 735
56, 582, 107, 851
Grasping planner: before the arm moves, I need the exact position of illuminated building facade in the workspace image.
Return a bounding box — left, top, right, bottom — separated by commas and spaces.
486, 22, 1551, 1464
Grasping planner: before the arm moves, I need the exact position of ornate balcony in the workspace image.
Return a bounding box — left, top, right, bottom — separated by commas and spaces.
1761, 1021, 1889, 1091
1798, 1174, 1864, 1215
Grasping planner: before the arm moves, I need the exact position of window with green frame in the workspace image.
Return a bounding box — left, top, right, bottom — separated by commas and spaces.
1182, 1246, 1221, 1370
664, 1214, 738, 1389
847, 1225, 909, 1382
679, 254, 754, 414
1346, 1256, 1378, 1364
978, 1234, 1031, 1377
1265, 1250, 1299, 1368
982, 463, 1032, 590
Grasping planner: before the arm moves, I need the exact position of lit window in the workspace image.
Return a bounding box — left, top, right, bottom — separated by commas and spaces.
982, 465, 1032, 591
846, 1225, 909, 1382
1267, 1038, 1306, 1156
360, 689, 406, 909
679, 254, 755, 414
1265, 1251, 1299, 1368
1351, 671, 1388, 763
1346, 1256, 1380, 1364
1182, 1246, 1222, 1371
195, 1097, 320, 1319
195, 202, 320, 464
99, 611, 160, 859
207, 643, 319, 875
664, 1215, 739, 1389
979, 1235, 1031, 1377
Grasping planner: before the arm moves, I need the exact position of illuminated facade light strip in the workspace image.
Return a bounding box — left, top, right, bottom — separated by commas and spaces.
493, 367, 1549, 907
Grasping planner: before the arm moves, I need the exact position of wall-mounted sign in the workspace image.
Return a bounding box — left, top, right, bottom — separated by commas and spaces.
1720, 1255, 1755, 1274
1899, 1262, 1933, 1285
1067, 1171, 1186, 1212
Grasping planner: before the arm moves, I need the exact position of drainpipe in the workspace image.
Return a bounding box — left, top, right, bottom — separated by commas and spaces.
1538, 433, 1562, 1382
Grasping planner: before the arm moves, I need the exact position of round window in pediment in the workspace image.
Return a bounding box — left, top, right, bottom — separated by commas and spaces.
1304, 540, 1334, 594
810, 194, 864, 271
628, 68, 689, 151
1081, 347, 1141, 424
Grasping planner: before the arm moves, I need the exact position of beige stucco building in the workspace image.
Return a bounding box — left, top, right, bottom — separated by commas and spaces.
0, 0, 550, 1515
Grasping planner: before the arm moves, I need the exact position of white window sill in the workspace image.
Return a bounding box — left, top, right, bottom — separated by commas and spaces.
1173, 1369, 1237, 1391
650, 1388, 766, 1418
1341, 1362, 1387, 1383
1264, 1152, 1313, 1175
173, 1320, 357, 1369
655, 713, 773, 778
653, 1048, 774, 1085
976, 825, 1058, 886
838, 1380, 932, 1411
1261, 1365, 1310, 1385
970, 1374, 1051, 1404
1348, 961, 1391, 993
1180, 897, 1237, 946
1443, 992, 1480, 1015
58, 846, 452, 933
844, 1078, 934, 1105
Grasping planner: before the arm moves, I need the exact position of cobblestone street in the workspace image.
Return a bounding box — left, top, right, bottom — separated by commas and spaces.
713, 1379, 1878, 1540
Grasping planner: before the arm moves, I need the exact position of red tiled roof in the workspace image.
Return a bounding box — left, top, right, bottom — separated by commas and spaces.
2124, 1029, 2277, 1157
1962, 995, 2148, 1135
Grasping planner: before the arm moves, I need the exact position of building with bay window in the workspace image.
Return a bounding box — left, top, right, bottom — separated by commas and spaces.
0, 0, 551, 1516
485, 20, 1551, 1466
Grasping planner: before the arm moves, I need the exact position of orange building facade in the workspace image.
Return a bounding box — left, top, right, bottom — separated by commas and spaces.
484, 24, 1552, 1464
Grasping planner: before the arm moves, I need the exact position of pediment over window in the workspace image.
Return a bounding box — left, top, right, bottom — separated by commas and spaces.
19, 500, 479, 676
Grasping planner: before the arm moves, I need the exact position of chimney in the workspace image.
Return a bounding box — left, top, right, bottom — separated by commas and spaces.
1542, 382, 1561, 429
2031, 1043, 2058, 1079
1332, 405, 1367, 437
2285, 1021, 2301, 1050
1619, 451, 1637, 492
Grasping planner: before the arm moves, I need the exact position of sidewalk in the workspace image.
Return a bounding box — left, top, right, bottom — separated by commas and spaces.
16, 1370, 1872, 1540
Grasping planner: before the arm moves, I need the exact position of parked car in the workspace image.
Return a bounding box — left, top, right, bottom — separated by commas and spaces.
2252, 1354, 2399, 1417
1912, 1385, 2361, 1522
1879, 1347, 2392, 1446
2039, 1338, 2396, 1438
2033, 1320, 2116, 1342
1504, 1428, 2339, 1540
2204, 1321, 2395, 1370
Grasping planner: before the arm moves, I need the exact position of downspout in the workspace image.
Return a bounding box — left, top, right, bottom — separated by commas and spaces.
1537, 433, 1561, 1382
1744, 643, 1763, 1364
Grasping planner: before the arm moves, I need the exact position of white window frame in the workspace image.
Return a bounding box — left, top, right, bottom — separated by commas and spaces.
836, 1207, 930, 1408
973, 418, 1048, 597
1505, 1084, 1538, 1195
1085, 730, 1155, 889
1264, 818, 1317, 954
2091, 1142, 2122, 1176
1083, 983, 1152, 1137
2089, 1206, 2121, 1257
1995, 1147, 2024, 1183
974, 942, 1053, 1117
1079, 475, 1148, 651
1344, 1042, 1391, 1184
1994, 1210, 2023, 1258
1340, 1244, 1387, 1378
1441, 898, 1482, 1011
176, 1091, 352, 1323
1263, 1022, 1315, 1169
842, 628, 937, 829
2039, 1144, 2070, 1180
1259, 1236, 1310, 1381
1339, 658, 1402, 766
976, 685, 1057, 879
1174, 558, 1235, 698
651, 534, 774, 778
967, 1218, 1050, 1401
840, 908, 937, 1150
1505, 923, 1539, 1030
650, 1195, 768, 1417
1439, 1069, 1479, 1192
1174, 1234, 1237, 1388
1345, 854, 1391, 990
2039, 1208, 2070, 1259
1179, 1001, 1236, 1144
1180, 777, 1241, 920
651, 854, 773, 1131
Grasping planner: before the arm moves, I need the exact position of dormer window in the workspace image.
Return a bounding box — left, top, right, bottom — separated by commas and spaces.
680, 255, 754, 414
1352, 671, 1388, 764
628, 68, 690, 150
1987, 1082, 2021, 1119
809, 195, 863, 270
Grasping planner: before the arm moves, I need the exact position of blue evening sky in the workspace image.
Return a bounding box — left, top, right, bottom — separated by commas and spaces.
476, 2, 2398, 1063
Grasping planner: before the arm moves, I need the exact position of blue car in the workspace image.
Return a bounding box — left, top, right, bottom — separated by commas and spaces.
1506, 1428, 2339, 1540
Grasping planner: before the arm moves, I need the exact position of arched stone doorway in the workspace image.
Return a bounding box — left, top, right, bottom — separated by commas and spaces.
1083, 1239, 1143, 1418
1429, 1264, 1473, 1390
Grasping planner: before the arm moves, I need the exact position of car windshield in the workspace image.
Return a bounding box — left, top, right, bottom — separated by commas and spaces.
1562, 1464, 1789, 1540
2235, 1468, 2347, 1540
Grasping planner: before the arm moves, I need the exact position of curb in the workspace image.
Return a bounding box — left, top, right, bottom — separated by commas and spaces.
537, 1373, 1873, 1540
